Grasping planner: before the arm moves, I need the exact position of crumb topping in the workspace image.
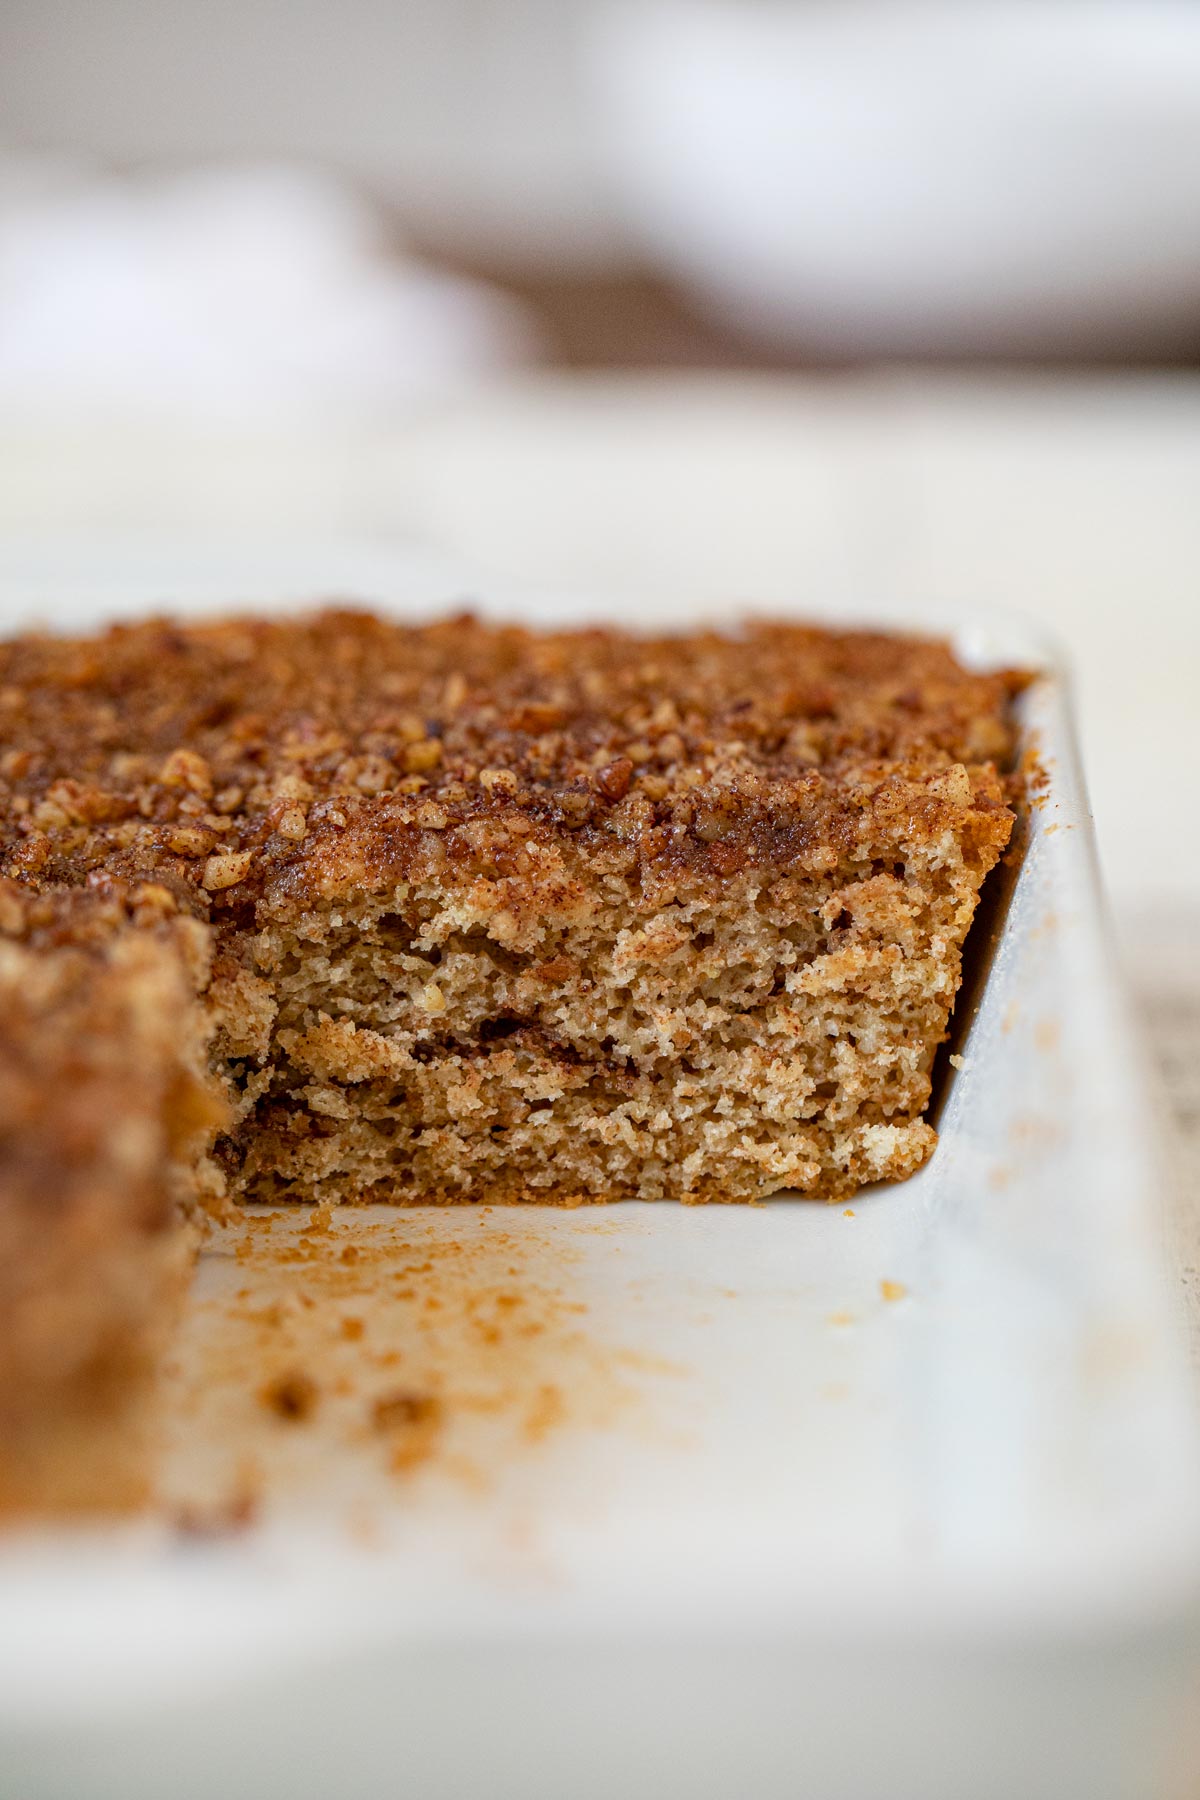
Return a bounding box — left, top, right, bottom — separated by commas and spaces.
0, 611, 1022, 920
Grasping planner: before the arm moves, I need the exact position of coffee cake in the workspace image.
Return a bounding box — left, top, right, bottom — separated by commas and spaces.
0, 611, 1020, 1422
0, 881, 220, 1489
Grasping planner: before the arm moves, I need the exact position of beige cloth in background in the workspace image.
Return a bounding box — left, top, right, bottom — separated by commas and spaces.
0, 161, 537, 429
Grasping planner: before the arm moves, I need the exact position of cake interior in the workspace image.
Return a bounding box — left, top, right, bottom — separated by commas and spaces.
214, 815, 999, 1207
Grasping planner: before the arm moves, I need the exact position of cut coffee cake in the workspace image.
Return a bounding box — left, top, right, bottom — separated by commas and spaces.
0, 611, 1020, 1417
0, 882, 220, 1483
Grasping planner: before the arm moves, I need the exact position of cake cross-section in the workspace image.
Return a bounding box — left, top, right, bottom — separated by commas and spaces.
0, 610, 1020, 1230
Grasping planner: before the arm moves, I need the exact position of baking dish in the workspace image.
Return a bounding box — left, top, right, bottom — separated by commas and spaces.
0, 537, 1196, 1800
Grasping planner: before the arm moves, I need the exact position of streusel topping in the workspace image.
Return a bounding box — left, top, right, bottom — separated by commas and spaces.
0, 612, 1021, 916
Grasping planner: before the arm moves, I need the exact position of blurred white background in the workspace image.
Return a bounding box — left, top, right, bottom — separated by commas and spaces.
6, 0, 1200, 328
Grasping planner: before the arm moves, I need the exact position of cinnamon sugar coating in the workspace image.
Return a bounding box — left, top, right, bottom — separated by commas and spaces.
0, 612, 1018, 921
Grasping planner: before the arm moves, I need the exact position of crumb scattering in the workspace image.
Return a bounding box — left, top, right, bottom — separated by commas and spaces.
145, 1208, 650, 1515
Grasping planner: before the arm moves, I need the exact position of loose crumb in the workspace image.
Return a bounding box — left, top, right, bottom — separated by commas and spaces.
173, 1489, 260, 1539
371, 1389, 441, 1432
259, 1368, 319, 1421
372, 1388, 445, 1474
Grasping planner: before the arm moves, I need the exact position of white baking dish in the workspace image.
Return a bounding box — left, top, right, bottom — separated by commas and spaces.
0, 539, 1197, 1800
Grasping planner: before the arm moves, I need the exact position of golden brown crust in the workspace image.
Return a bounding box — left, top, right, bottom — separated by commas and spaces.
0, 612, 1022, 921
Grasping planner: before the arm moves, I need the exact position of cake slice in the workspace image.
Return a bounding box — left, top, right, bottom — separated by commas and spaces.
0, 881, 220, 1500
0, 611, 1021, 1221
